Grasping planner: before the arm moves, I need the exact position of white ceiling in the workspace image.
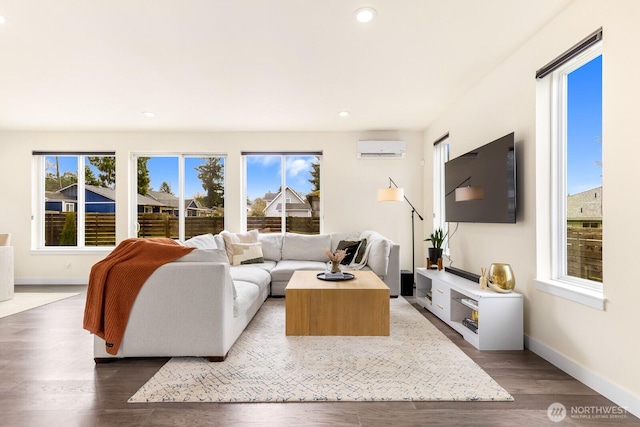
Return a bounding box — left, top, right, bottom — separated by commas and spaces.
0, 1, 571, 132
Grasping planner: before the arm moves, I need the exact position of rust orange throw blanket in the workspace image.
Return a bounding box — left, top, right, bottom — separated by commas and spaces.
83, 238, 195, 355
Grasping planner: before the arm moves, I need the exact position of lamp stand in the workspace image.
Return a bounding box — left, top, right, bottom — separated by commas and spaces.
378, 177, 424, 284
411, 208, 416, 283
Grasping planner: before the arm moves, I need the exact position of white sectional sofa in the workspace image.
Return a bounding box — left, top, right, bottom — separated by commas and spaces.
93, 230, 399, 362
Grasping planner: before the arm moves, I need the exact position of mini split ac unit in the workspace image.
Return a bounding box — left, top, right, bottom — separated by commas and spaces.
357, 140, 406, 159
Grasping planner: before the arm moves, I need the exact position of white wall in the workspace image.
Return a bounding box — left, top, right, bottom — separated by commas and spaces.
0, 130, 424, 283
423, 0, 639, 415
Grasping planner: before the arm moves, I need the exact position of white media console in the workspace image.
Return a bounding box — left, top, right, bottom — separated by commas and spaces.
416, 267, 523, 350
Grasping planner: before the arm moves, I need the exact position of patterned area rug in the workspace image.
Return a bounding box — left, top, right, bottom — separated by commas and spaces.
129, 297, 513, 403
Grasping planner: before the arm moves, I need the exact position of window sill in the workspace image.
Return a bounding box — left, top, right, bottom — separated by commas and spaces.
31, 247, 113, 255
535, 278, 605, 310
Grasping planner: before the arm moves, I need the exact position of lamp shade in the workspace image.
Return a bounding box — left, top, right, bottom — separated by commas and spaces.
378, 187, 405, 201
455, 186, 484, 201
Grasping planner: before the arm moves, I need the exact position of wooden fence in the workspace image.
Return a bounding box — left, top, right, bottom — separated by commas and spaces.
567, 227, 602, 282
246, 217, 320, 234
44, 213, 320, 246
45, 212, 116, 246
137, 214, 225, 239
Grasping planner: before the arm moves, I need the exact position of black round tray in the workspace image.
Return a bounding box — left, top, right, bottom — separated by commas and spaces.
316, 272, 355, 281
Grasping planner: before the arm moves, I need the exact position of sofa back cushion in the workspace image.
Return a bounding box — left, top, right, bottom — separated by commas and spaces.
330, 232, 361, 251
257, 233, 283, 261
174, 248, 229, 263
282, 233, 331, 261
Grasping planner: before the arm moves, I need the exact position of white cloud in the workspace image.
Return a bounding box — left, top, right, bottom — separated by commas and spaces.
247, 155, 280, 167
286, 157, 311, 177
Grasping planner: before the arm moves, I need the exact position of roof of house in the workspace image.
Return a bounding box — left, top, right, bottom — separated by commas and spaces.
147, 190, 179, 207
263, 192, 278, 203
274, 202, 312, 212
264, 187, 308, 213
567, 186, 602, 221
52, 183, 167, 207
45, 191, 75, 202
87, 184, 165, 207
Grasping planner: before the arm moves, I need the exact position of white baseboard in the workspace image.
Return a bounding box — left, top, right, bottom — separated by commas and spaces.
525, 334, 640, 419
15, 277, 88, 285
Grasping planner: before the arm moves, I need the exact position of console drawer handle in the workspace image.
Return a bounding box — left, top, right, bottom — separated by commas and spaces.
437, 289, 444, 294
437, 304, 444, 310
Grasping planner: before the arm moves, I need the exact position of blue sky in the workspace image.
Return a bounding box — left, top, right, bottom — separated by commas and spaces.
246, 155, 316, 201
146, 157, 222, 199
49, 155, 316, 201
146, 155, 316, 201
567, 55, 602, 195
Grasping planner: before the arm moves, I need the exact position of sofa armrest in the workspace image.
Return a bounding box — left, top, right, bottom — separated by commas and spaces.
94, 261, 236, 359
0, 246, 14, 302
383, 243, 400, 297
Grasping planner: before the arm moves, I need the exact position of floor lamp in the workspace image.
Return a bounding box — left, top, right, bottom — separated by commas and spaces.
377, 177, 424, 282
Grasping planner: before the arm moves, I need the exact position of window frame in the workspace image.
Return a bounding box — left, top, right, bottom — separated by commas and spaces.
535, 41, 605, 310
131, 153, 226, 241
242, 152, 322, 234
433, 134, 450, 253
32, 152, 116, 252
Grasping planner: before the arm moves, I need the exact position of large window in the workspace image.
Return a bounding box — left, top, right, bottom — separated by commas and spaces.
243, 152, 321, 234
34, 152, 116, 249
133, 154, 225, 240
561, 54, 603, 283
535, 29, 604, 309
433, 134, 450, 248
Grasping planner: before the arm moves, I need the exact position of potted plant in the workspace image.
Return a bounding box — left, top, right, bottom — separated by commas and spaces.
425, 228, 447, 267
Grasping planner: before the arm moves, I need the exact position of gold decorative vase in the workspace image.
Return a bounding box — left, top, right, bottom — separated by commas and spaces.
488, 263, 515, 293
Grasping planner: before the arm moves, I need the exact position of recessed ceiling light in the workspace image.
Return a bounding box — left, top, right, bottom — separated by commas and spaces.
142, 111, 155, 118
355, 7, 376, 23
339, 111, 350, 118
0, 14, 7, 25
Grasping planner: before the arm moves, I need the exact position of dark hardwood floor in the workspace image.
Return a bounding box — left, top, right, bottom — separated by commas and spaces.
0, 286, 637, 427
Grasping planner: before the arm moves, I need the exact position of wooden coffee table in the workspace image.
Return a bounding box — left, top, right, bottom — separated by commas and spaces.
285, 270, 390, 336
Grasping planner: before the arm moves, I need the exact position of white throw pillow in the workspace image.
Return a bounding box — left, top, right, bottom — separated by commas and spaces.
359, 231, 391, 276
230, 242, 265, 266
184, 233, 218, 249
213, 234, 225, 250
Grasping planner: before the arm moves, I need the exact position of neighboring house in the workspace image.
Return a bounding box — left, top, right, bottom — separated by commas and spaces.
145, 190, 180, 215
146, 190, 215, 217
184, 199, 218, 217
567, 186, 603, 228
45, 184, 121, 213
44, 190, 77, 213
45, 184, 167, 214
263, 187, 312, 217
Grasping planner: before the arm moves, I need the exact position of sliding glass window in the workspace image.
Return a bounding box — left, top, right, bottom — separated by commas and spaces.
133, 154, 225, 240
244, 153, 321, 234
34, 152, 116, 249
535, 28, 604, 309
433, 135, 450, 250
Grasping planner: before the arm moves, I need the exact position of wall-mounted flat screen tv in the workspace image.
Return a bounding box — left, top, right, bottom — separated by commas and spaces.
445, 132, 516, 223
